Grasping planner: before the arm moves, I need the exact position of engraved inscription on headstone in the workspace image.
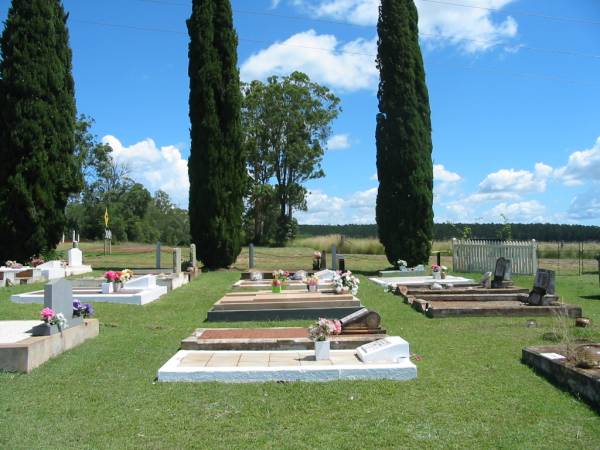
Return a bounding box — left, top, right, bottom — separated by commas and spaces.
356, 336, 409, 362
32, 279, 82, 336
491, 257, 510, 289
527, 269, 556, 306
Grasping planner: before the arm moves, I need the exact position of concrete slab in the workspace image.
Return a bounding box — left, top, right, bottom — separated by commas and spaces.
10, 286, 168, 306
181, 327, 387, 351
157, 349, 417, 383
370, 275, 475, 287
0, 321, 43, 344
0, 319, 99, 373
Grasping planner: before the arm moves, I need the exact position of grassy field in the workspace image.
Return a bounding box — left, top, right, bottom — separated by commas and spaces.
1, 245, 600, 448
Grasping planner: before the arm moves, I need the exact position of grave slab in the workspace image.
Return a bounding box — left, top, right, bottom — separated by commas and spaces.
10, 285, 168, 306
181, 327, 387, 351
0, 319, 99, 373
370, 275, 475, 287
157, 349, 417, 383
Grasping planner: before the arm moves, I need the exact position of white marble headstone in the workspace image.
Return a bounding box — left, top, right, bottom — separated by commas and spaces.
356, 336, 410, 362
68, 248, 83, 267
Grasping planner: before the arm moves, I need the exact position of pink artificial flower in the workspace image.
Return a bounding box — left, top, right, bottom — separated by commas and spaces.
104, 271, 119, 282
40, 307, 55, 321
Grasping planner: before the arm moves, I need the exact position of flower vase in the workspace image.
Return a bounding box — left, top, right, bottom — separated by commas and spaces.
314, 340, 330, 360
441, 272, 447, 279
113, 282, 122, 293
432, 271, 441, 280
101, 282, 114, 294
272, 286, 283, 294
308, 284, 318, 293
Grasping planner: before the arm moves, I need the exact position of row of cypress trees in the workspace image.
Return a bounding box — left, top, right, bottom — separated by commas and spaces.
188, 0, 434, 268
0, 0, 433, 268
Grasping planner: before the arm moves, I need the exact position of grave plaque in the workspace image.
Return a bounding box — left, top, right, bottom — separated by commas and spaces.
31, 279, 82, 336
527, 269, 556, 306
491, 257, 510, 288
356, 336, 409, 362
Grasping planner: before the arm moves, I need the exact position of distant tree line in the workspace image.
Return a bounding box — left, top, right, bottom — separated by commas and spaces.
297, 223, 600, 242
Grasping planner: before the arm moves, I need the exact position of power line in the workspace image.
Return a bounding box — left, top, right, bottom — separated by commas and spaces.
69, 19, 599, 88
131, 0, 600, 60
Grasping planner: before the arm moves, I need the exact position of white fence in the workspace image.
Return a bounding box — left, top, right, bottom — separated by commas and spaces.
452, 239, 538, 275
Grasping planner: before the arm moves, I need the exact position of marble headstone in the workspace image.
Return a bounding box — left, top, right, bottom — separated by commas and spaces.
527, 269, 556, 306
68, 247, 83, 267
491, 257, 510, 288
32, 279, 82, 336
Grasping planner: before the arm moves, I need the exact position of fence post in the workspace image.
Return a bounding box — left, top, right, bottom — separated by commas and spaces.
156, 242, 161, 269
452, 238, 457, 272
249, 243, 255, 269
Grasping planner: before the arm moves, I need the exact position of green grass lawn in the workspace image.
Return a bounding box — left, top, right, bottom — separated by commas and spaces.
1, 249, 600, 448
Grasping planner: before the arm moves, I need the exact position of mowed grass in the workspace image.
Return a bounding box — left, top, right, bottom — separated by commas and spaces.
1, 247, 600, 448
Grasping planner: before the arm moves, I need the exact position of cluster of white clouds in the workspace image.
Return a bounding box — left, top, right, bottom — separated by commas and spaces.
240, 30, 378, 92
243, 0, 519, 92
102, 135, 189, 207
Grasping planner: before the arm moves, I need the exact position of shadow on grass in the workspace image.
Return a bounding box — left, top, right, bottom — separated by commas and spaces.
581, 295, 600, 301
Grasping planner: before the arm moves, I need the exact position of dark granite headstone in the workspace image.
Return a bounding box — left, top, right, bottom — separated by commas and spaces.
32, 279, 82, 336
338, 255, 346, 272
491, 257, 510, 289
527, 269, 556, 306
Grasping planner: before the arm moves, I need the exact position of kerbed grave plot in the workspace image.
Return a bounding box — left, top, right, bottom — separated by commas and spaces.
183, 308, 387, 350
206, 291, 364, 321
158, 337, 417, 383
396, 286, 581, 318
522, 344, 600, 411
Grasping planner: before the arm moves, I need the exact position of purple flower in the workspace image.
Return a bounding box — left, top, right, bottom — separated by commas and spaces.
83, 303, 94, 318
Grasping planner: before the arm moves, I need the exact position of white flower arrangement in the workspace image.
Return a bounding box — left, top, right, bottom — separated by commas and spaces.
333, 270, 360, 295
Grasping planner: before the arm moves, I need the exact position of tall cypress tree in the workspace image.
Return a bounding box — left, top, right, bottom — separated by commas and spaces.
375, 0, 433, 267
0, 0, 81, 262
187, 0, 244, 268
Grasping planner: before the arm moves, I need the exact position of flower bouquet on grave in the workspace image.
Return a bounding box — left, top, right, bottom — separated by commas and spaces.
72, 299, 94, 319
396, 259, 408, 271
308, 318, 342, 360
271, 270, 289, 293
333, 270, 360, 295
431, 264, 448, 279
4, 260, 23, 269
40, 307, 68, 331
312, 251, 322, 270
30, 257, 45, 267
103, 271, 120, 293
119, 269, 133, 284
306, 275, 319, 293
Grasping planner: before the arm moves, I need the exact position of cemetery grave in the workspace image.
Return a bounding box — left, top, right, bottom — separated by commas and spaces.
0, 279, 99, 373
206, 290, 364, 321
183, 308, 387, 351
522, 344, 600, 411
10, 274, 168, 306
394, 267, 582, 318
158, 336, 416, 383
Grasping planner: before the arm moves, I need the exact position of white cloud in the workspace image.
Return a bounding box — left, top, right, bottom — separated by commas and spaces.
433, 164, 461, 183
568, 190, 600, 220
489, 200, 546, 222
102, 135, 189, 207
327, 133, 351, 150
286, 0, 518, 52
555, 136, 600, 186
370, 172, 378, 181
478, 163, 552, 195
296, 187, 377, 224
240, 30, 378, 91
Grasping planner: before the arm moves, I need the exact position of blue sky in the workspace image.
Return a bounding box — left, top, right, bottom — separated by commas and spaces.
1, 0, 599, 225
